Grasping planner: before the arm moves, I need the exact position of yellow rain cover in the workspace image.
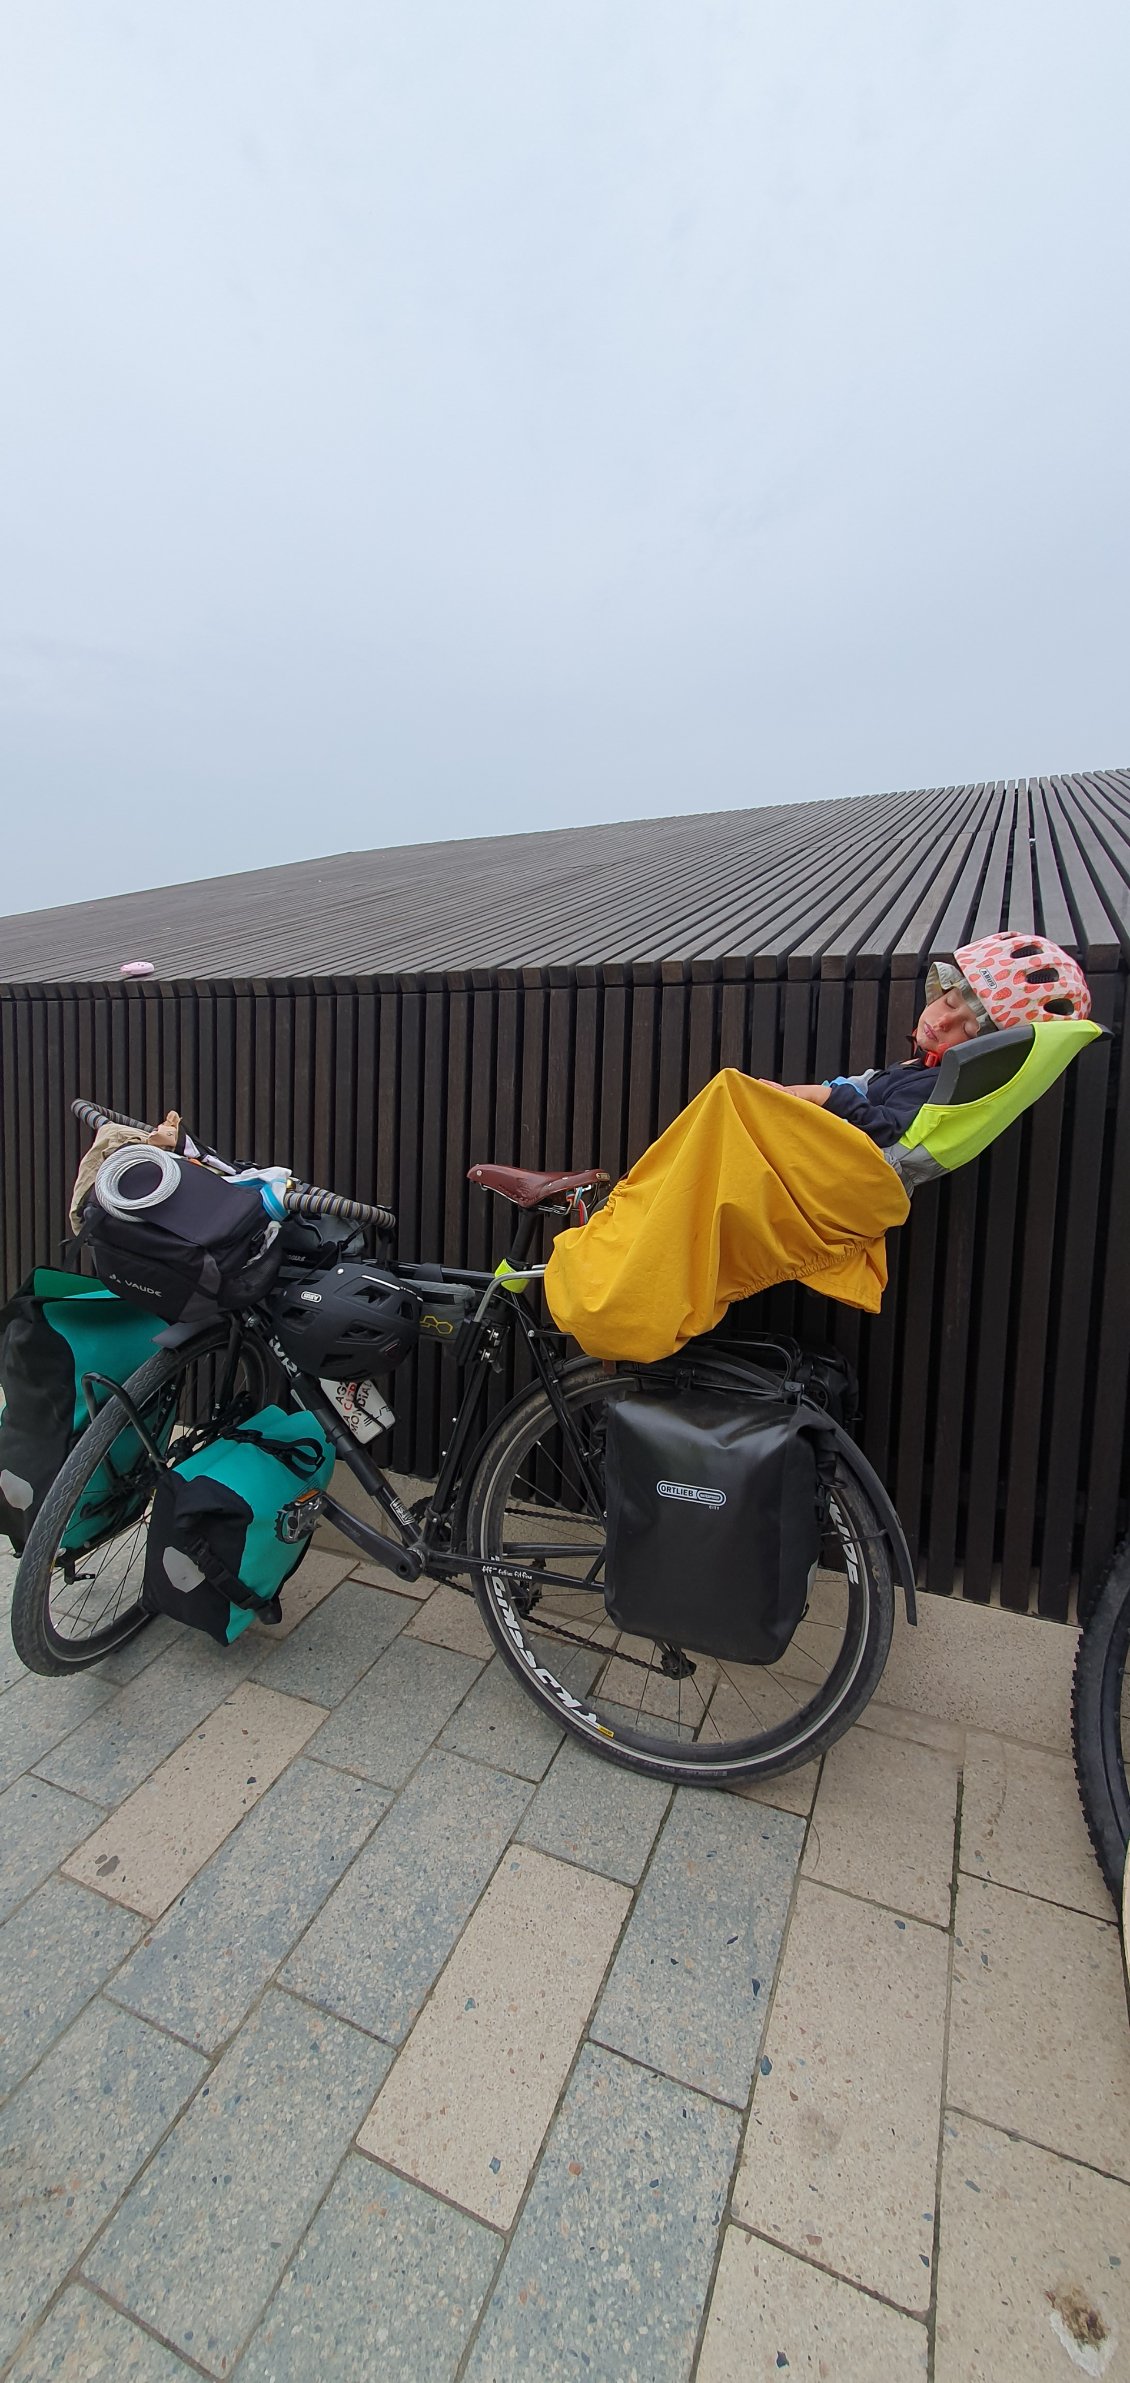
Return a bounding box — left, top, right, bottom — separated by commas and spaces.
543, 1068, 911, 1362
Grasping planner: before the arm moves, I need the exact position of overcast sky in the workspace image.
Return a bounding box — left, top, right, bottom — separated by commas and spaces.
2, 1, 1127, 915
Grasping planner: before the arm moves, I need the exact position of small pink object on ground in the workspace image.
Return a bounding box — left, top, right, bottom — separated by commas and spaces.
119, 960, 155, 977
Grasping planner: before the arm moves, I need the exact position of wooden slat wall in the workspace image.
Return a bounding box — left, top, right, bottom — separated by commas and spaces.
1, 952, 1123, 1618
3, 778, 1128, 1617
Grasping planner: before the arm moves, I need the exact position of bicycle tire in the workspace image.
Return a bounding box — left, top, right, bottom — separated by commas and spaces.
1071, 1540, 1130, 1904
10, 1324, 272, 1676
466, 1357, 894, 1785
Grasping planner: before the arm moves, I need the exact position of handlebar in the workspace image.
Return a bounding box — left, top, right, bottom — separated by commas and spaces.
283, 1183, 397, 1232
71, 1098, 397, 1236
72, 1098, 151, 1135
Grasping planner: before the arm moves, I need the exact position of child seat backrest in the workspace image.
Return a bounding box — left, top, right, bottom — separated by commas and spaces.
889, 1017, 1102, 1189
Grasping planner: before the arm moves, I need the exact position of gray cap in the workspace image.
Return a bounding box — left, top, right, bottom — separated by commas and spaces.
924, 959, 995, 1032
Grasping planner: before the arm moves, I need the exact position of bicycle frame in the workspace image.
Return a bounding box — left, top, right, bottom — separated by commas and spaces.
249, 1204, 608, 1602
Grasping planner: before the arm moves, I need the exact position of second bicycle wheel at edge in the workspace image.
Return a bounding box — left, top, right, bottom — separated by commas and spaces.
466, 1357, 894, 1784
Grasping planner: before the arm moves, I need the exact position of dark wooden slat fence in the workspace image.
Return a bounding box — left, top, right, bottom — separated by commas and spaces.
3, 773, 1129, 1617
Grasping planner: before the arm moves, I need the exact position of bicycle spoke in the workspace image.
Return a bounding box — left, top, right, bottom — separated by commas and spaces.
470, 1363, 891, 1779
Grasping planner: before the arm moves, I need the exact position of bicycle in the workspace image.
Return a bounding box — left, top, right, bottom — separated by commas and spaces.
9, 1100, 918, 1788
1072, 1540, 1130, 1914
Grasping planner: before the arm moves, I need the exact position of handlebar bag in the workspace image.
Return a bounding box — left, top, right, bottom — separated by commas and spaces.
603, 1387, 834, 1666
83, 1155, 283, 1324
0, 1271, 171, 1553
142, 1405, 335, 1644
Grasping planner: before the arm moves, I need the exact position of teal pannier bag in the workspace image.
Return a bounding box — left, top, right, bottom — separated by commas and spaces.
142, 1405, 335, 1645
0, 1270, 170, 1553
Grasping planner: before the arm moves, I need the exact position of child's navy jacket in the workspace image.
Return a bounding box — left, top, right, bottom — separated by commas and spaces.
823, 1060, 935, 1148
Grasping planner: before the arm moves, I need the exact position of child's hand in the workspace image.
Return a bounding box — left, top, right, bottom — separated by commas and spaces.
780, 1084, 832, 1105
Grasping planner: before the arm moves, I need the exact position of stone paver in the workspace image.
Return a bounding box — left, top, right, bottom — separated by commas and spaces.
251, 1577, 410, 1706
86, 1989, 388, 2376
960, 1729, 1112, 1919
935, 2113, 1130, 2381
109, 1758, 388, 2050
5, 2287, 198, 2381
802, 1727, 959, 1925
238, 2155, 500, 2383
464, 2043, 741, 2383
361, 1844, 630, 2224
94, 1612, 181, 1682
518, 1729, 671, 1883
254, 1549, 355, 1636
733, 1878, 949, 2314
698, 2226, 930, 2380
948, 1875, 1130, 2179
62, 1681, 326, 1917
282, 1748, 531, 2040
0, 1875, 142, 2094
1, 1565, 1124, 2383
731, 1756, 822, 1815
0, 1999, 206, 2370
406, 1582, 495, 1659
0, 1669, 114, 1794
0, 1772, 109, 1924
592, 1789, 804, 2105
877, 1594, 1076, 1749
310, 1634, 483, 1786
440, 1652, 571, 1779
35, 1631, 264, 1804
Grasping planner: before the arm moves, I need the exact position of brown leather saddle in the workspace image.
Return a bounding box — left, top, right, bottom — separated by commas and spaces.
466, 1163, 611, 1211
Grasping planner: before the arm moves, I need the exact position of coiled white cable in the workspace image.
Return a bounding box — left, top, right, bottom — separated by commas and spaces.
94, 1145, 182, 1216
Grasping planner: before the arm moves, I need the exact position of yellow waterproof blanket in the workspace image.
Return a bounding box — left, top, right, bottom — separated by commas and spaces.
543, 1069, 911, 1362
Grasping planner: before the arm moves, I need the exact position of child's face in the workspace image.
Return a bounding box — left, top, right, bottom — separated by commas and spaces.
915, 986, 980, 1057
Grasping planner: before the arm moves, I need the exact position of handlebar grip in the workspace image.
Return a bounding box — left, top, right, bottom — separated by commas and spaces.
72, 1098, 152, 1134
284, 1182, 397, 1233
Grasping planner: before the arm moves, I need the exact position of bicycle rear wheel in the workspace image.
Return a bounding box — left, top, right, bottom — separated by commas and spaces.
1071, 1541, 1130, 1904
10, 1323, 273, 1675
466, 1357, 894, 1784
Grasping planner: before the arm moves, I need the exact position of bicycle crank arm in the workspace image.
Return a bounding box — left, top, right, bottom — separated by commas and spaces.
317, 1495, 425, 1583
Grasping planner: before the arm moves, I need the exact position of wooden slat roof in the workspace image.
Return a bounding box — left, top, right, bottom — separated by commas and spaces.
2, 770, 1128, 984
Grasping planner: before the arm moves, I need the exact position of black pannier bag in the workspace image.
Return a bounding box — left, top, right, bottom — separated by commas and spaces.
0, 1270, 169, 1552
603, 1388, 834, 1666
83, 1153, 283, 1325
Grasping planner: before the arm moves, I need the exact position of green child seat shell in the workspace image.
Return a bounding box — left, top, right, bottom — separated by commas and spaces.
887, 1018, 1102, 1190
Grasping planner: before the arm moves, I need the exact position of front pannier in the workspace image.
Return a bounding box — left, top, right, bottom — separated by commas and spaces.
84, 1153, 282, 1324
142, 1405, 335, 1644
0, 1271, 170, 1552
603, 1388, 833, 1666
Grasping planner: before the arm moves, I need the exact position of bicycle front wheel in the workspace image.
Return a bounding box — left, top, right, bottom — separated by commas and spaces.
10, 1323, 274, 1676
1072, 1542, 1130, 1904
466, 1358, 894, 1785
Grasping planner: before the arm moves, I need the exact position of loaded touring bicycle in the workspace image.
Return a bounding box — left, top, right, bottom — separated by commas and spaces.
5, 1004, 1113, 1813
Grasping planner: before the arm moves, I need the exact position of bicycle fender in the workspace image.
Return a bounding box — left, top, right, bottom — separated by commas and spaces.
824, 1420, 917, 1624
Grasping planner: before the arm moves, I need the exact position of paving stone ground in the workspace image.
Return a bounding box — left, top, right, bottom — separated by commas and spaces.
1, 1539, 1128, 2382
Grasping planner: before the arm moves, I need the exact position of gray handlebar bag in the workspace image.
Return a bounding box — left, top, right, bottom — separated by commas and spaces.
603, 1388, 834, 1667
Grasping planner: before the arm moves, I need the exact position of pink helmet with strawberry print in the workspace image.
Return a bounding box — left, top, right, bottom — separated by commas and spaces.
927, 933, 1091, 1031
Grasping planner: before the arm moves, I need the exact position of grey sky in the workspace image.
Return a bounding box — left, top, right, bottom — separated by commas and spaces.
2, 1, 1127, 915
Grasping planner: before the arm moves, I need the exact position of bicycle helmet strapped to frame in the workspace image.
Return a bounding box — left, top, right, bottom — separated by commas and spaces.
267, 1264, 423, 1378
